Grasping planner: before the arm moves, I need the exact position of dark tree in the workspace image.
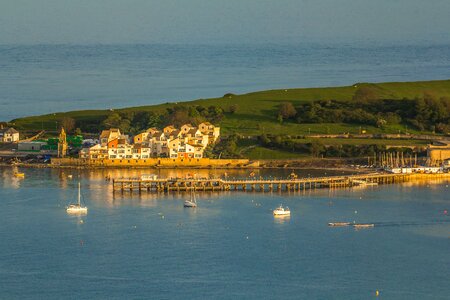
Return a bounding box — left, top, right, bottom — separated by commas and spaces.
278, 102, 297, 120
60, 117, 76, 133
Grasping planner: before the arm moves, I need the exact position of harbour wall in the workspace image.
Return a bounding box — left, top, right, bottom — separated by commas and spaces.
51, 157, 257, 168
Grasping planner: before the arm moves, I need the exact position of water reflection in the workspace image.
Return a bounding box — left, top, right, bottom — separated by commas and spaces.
74, 167, 351, 182
273, 215, 291, 224
1, 167, 23, 189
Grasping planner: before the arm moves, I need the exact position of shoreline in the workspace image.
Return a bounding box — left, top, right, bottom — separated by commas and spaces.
0, 161, 370, 174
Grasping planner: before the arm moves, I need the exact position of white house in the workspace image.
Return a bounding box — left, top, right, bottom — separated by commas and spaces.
0, 127, 19, 143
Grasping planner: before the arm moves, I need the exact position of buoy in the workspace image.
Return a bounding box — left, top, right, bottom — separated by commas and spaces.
376, 290, 379, 296
444, 210, 448, 215
246, 236, 249, 239
79, 220, 84, 224
354, 210, 358, 214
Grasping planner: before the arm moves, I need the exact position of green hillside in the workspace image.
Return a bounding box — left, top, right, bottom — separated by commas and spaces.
11, 79, 450, 136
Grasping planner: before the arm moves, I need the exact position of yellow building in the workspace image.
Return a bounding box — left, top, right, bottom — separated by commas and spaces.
100, 128, 121, 146
427, 141, 450, 166
198, 122, 220, 144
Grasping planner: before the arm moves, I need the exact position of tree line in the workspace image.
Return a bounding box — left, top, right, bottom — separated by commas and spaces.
277, 87, 450, 133
61, 104, 227, 134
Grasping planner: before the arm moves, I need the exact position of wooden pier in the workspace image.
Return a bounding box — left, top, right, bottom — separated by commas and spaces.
112, 172, 445, 193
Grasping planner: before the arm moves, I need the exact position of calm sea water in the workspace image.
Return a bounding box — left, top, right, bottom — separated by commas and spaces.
0, 167, 449, 299
1, 43, 450, 121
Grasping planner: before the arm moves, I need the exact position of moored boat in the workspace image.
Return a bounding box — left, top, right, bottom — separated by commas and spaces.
273, 205, 290, 216
66, 182, 88, 214
328, 222, 351, 227
353, 223, 374, 229
13, 172, 25, 178
184, 190, 197, 208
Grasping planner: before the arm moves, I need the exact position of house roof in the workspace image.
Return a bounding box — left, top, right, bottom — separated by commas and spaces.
170, 129, 181, 136
187, 142, 200, 147
187, 128, 199, 135
0, 127, 18, 134
100, 128, 120, 139
146, 127, 159, 133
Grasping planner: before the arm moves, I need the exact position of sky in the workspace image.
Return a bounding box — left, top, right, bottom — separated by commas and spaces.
1, 0, 450, 45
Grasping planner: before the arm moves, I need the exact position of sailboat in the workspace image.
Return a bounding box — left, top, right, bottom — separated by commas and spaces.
184, 189, 197, 208
66, 182, 88, 214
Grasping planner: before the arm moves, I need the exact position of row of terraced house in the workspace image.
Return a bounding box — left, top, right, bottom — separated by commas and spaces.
79, 122, 220, 160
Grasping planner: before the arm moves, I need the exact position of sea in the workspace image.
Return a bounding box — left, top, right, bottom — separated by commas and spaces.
0, 167, 449, 299
1, 43, 450, 121
1, 43, 450, 299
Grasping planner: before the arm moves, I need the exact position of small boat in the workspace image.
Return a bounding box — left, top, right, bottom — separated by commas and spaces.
273, 205, 290, 216
184, 190, 197, 208
66, 182, 88, 214
13, 172, 25, 178
328, 222, 351, 227
353, 223, 374, 229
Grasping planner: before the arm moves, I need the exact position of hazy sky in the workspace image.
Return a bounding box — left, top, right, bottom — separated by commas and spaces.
1, 0, 450, 44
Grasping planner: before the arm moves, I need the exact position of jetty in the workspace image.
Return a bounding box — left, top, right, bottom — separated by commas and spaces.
112, 172, 449, 193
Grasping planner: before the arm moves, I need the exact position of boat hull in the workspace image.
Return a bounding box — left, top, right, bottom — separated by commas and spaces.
353, 224, 374, 229
273, 211, 290, 216
184, 201, 197, 208
66, 207, 88, 214
328, 222, 351, 227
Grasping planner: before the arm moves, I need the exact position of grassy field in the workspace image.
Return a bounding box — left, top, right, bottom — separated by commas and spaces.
241, 146, 311, 160
10, 79, 450, 136
237, 137, 429, 160
297, 138, 430, 146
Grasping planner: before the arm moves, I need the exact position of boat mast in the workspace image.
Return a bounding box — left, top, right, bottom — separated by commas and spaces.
78, 182, 81, 205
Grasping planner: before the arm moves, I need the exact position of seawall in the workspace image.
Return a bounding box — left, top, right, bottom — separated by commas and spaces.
50, 157, 258, 168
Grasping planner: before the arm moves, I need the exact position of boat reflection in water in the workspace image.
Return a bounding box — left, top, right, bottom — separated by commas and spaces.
273, 214, 291, 224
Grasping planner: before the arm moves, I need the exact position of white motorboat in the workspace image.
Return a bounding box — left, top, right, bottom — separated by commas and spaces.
273, 205, 290, 216
353, 223, 374, 229
66, 182, 88, 214
184, 190, 197, 208
328, 222, 351, 227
